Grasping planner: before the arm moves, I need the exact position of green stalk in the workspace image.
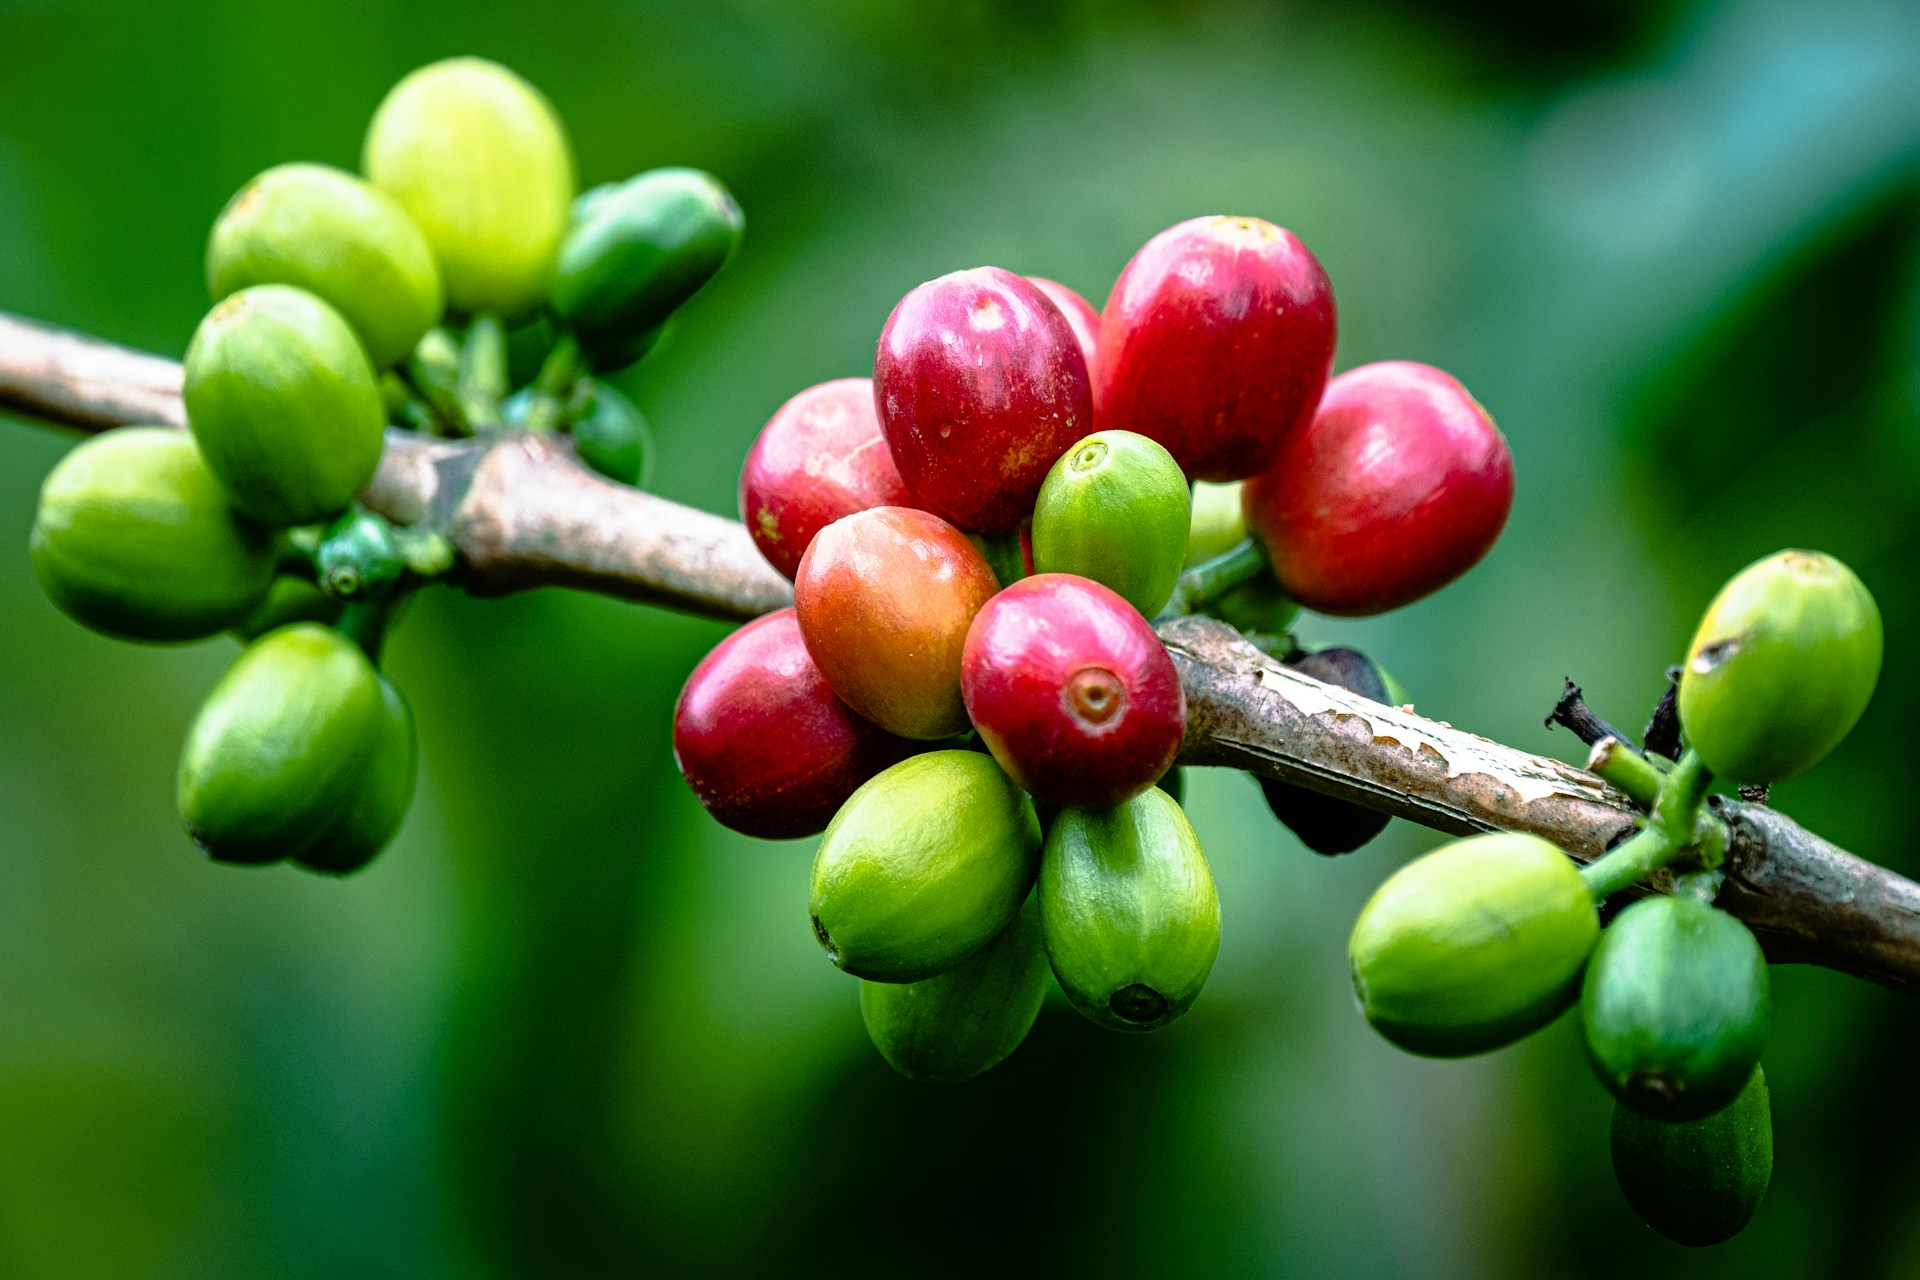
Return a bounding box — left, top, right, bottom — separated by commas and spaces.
1580, 749, 1716, 900
1580, 825, 1677, 902
336, 595, 398, 664
1587, 737, 1665, 809
1161, 538, 1267, 617
459, 312, 508, 430
406, 328, 471, 436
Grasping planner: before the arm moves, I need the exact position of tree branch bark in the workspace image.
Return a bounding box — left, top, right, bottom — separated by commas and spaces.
5, 311, 1916, 993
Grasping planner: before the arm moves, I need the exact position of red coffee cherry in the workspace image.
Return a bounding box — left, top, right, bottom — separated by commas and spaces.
1094, 216, 1336, 481
738, 377, 912, 580
874, 267, 1092, 534
795, 506, 1001, 739
1243, 361, 1513, 617
1027, 276, 1101, 376
673, 608, 912, 839
961, 573, 1185, 809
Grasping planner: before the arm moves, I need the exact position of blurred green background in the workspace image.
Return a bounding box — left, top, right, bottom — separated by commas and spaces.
4, 0, 1920, 1274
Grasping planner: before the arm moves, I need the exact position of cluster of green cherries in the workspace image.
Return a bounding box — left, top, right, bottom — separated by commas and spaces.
29, 56, 742, 873
1349, 549, 1882, 1246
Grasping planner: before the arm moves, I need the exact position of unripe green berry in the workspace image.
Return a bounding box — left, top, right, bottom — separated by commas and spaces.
183, 285, 385, 527
1678, 549, 1881, 784
1031, 430, 1190, 618
363, 57, 575, 322
30, 427, 275, 642
207, 162, 443, 369
1349, 831, 1598, 1057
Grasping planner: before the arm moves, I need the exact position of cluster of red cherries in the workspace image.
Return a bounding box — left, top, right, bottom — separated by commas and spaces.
671, 215, 1515, 1080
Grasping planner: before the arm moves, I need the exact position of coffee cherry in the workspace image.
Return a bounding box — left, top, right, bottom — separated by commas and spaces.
672, 608, 913, 840
177, 623, 416, 872
1582, 896, 1768, 1122
1095, 216, 1335, 481
1259, 647, 1394, 855
1030, 431, 1190, 618
962, 574, 1185, 810
1612, 1067, 1772, 1247
183, 284, 385, 526
30, 427, 276, 642
1243, 361, 1513, 617
206, 162, 443, 370
810, 750, 1041, 982
874, 267, 1092, 533
795, 506, 999, 739
570, 381, 653, 488
738, 378, 911, 581
363, 57, 575, 321
859, 894, 1049, 1083
550, 168, 743, 369
1026, 276, 1100, 373
1348, 831, 1598, 1057
1039, 787, 1220, 1033
1678, 550, 1881, 784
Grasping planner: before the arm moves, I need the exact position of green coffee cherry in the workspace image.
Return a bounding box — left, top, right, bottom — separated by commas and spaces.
1031, 430, 1190, 618
858, 895, 1050, 1083
570, 381, 653, 487
30, 427, 275, 642
1039, 787, 1220, 1033
206, 162, 443, 369
1184, 480, 1245, 568
363, 57, 575, 321
1582, 896, 1768, 1122
1349, 831, 1598, 1057
810, 751, 1041, 983
1678, 550, 1881, 783
231, 576, 343, 642
550, 168, 742, 368
1612, 1066, 1772, 1247
183, 285, 385, 527
178, 623, 416, 872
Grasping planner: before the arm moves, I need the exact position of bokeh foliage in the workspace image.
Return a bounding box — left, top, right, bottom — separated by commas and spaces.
3, 0, 1920, 1274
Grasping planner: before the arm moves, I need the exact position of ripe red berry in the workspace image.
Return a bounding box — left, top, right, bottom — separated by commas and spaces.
961, 574, 1185, 809
1243, 361, 1513, 617
1027, 276, 1101, 376
673, 608, 913, 839
738, 377, 912, 580
1094, 216, 1336, 482
795, 506, 1001, 739
874, 267, 1092, 534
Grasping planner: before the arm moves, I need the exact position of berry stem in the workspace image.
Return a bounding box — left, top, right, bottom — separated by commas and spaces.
1161, 538, 1267, 617
1587, 737, 1665, 809
335, 595, 398, 664
1581, 749, 1719, 900
458, 313, 508, 431
405, 327, 471, 436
